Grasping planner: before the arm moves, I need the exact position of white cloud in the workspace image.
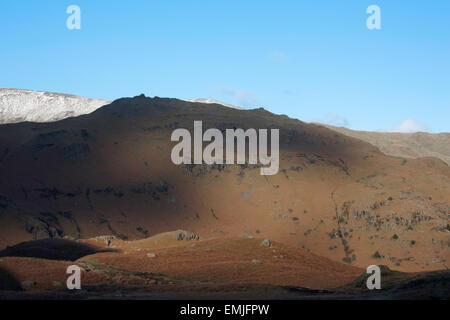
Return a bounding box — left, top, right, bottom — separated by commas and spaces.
387, 119, 428, 133
312, 113, 350, 127
213, 86, 259, 107
268, 50, 288, 63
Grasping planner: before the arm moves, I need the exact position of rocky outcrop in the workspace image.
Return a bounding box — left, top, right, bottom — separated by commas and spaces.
260, 239, 272, 248
174, 230, 199, 241
24, 215, 64, 240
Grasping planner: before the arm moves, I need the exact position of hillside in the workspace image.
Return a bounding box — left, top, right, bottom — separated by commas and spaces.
0, 235, 448, 299
0, 95, 449, 273
320, 124, 450, 166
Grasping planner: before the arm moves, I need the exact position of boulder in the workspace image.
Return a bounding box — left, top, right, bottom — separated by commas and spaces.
21, 280, 36, 290
260, 239, 271, 248
242, 232, 254, 239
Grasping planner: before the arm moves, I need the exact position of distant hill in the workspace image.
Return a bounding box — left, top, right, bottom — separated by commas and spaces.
318, 124, 450, 166
0, 88, 110, 124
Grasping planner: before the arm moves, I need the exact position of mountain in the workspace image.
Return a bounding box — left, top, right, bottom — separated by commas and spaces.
0, 89, 110, 124
319, 124, 450, 166
0, 89, 244, 124
0, 95, 449, 274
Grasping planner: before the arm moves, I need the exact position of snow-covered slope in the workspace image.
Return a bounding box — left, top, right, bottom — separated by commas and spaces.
187, 98, 244, 110
0, 89, 110, 124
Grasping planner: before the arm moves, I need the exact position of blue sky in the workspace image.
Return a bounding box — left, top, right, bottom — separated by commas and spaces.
1, 0, 449, 132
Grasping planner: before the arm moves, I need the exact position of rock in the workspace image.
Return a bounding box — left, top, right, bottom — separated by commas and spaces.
77, 262, 91, 272
174, 230, 199, 241
242, 232, 254, 239
21, 280, 36, 290
252, 259, 262, 264
378, 265, 392, 273
260, 239, 271, 248
24, 215, 64, 240
147, 253, 157, 258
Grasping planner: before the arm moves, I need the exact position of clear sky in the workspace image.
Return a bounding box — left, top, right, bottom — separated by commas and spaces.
1, 0, 449, 132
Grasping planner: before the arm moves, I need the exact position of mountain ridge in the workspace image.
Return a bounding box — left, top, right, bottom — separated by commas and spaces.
319, 123, 450, 166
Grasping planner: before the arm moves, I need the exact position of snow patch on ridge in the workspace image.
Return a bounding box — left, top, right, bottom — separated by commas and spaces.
0, 88, 111, 124
187, 98, 244, 110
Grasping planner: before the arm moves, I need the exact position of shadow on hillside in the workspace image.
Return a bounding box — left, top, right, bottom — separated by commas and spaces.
0, 238, 118, 261
0, 268, 22, 291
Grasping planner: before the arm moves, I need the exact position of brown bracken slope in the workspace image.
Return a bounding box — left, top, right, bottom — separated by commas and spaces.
0, 234, 363, 291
